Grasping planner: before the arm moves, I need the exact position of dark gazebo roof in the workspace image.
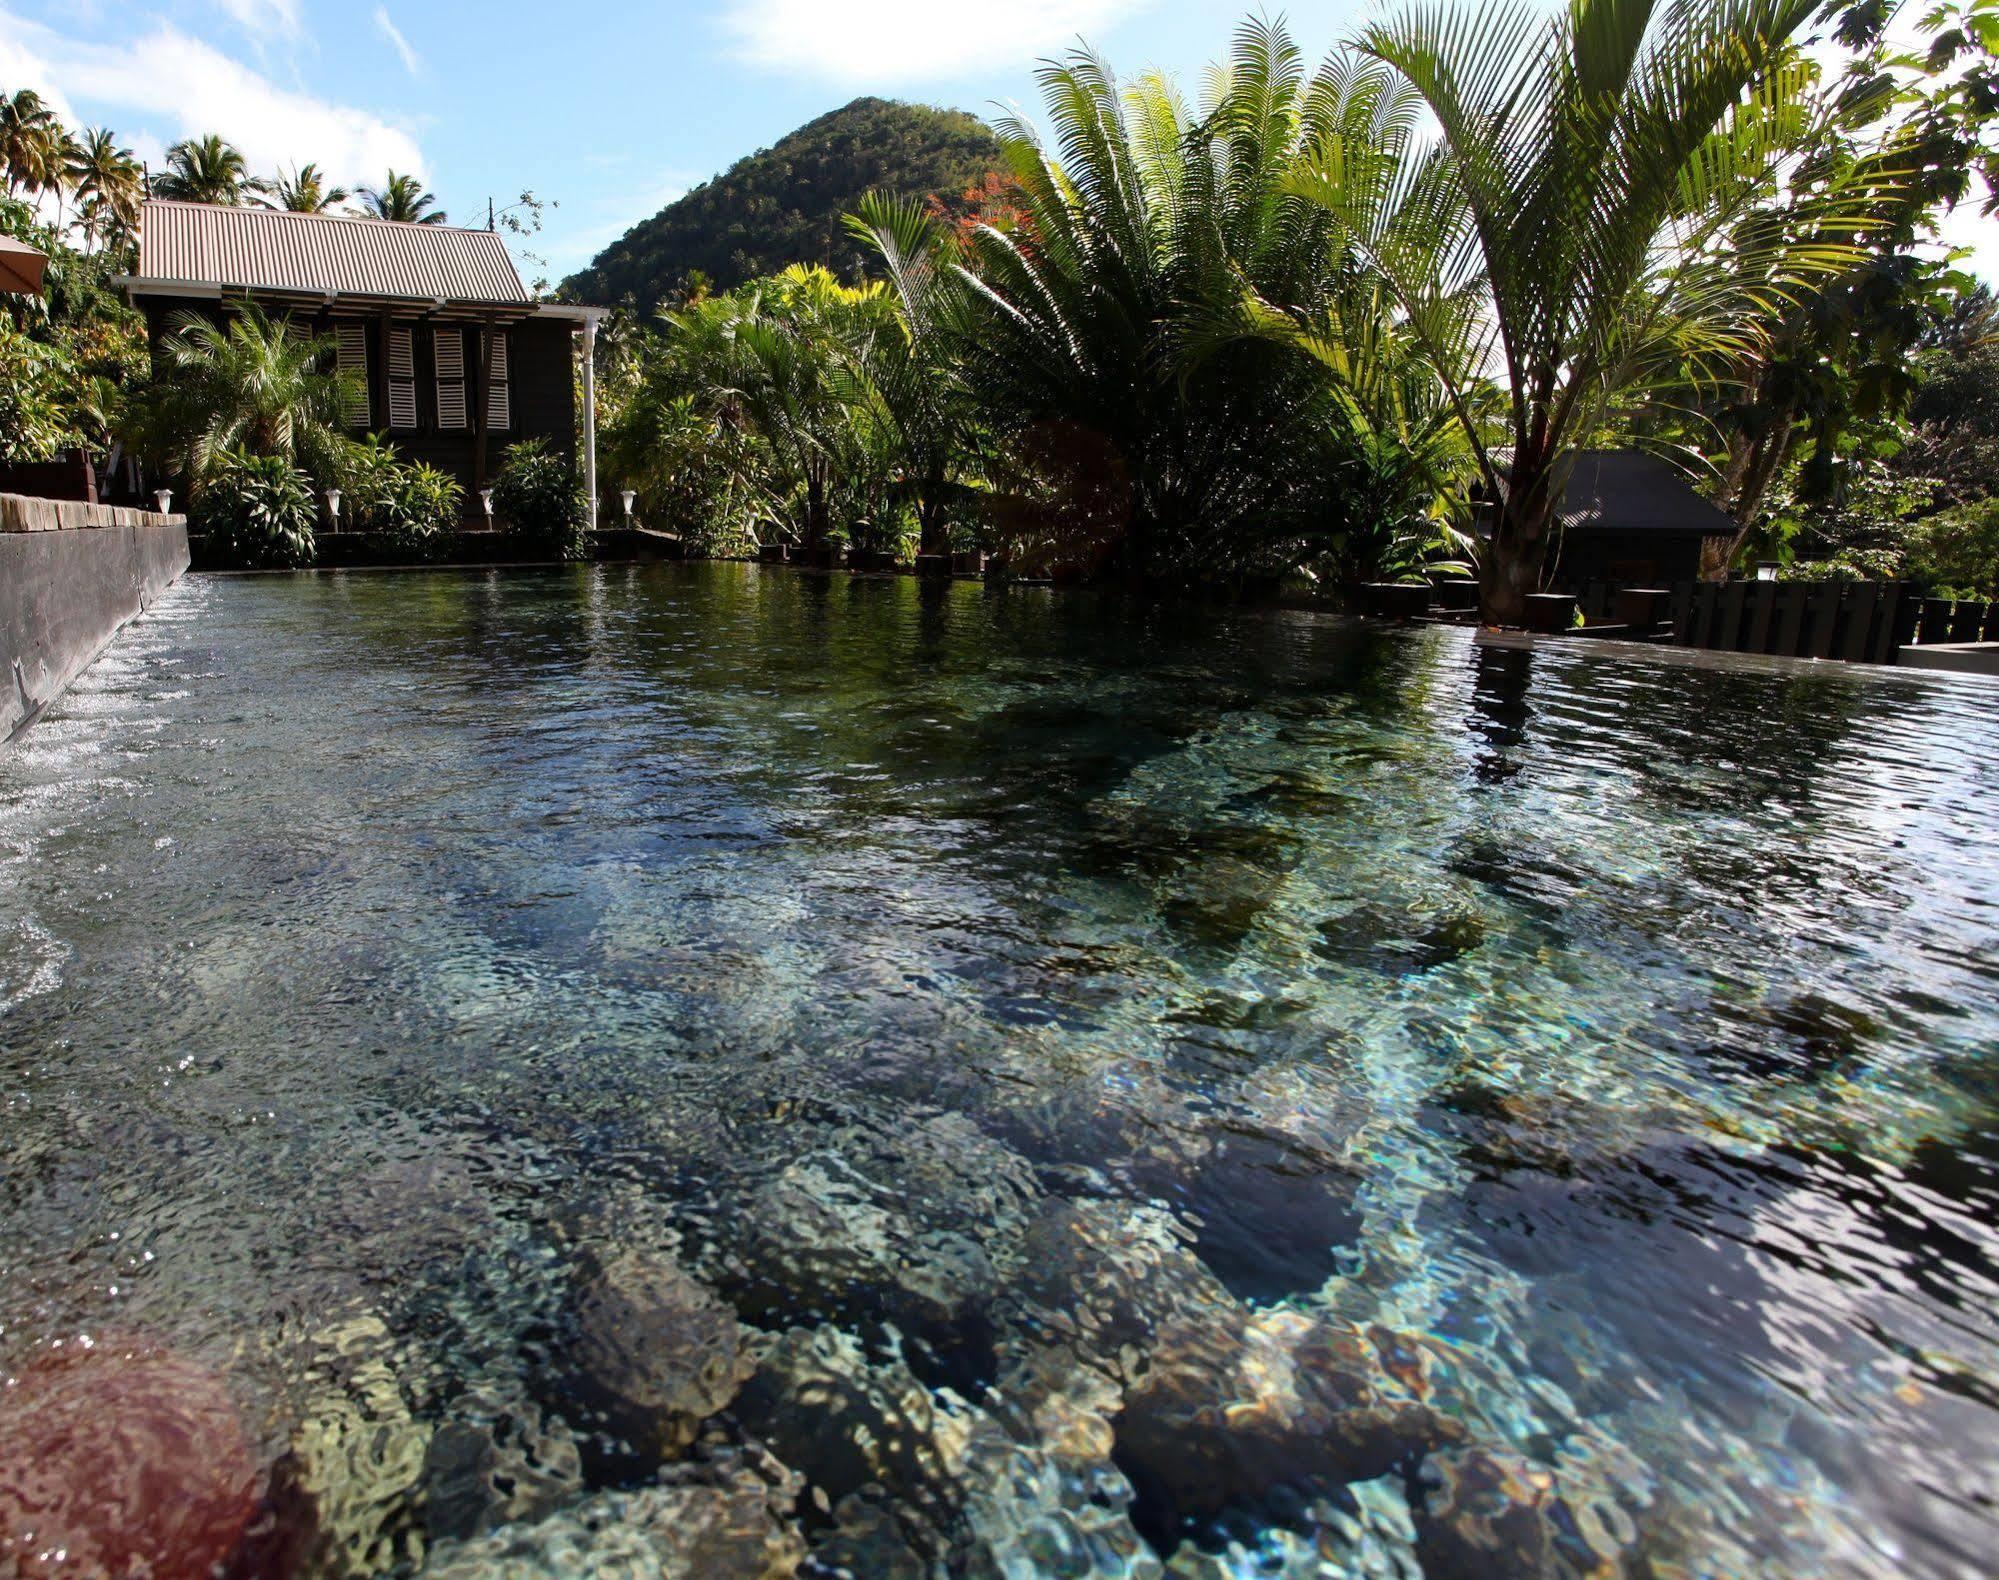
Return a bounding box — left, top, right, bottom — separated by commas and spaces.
1556, 449, 1739, 538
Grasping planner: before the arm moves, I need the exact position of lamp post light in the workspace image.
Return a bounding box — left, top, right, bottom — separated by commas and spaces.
479, 489, 495, 530
325, 488, 342, 534
621, 489, 636, 526
1756, 561, 1780, 583
153, 488, 172, 516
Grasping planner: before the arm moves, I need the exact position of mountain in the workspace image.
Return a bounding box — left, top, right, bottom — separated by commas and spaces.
561, 99, 1001, 312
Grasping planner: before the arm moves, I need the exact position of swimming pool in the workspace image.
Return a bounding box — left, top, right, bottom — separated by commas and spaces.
3, 564, 1995, 1577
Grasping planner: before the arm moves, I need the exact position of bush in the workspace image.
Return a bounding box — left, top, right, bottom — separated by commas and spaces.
194, 451, 316, 568
336, 436, 463, 561
491, 438, 588, 559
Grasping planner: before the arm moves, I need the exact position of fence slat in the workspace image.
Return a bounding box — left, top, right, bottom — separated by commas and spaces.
1984, 602, 1999, 643
1870, 585, 1906, 665
1745, 583, 1778, 653
1807, 585, 1844, 659
1949, 601, 1983, 643
1918, 599, 1954, 644
1670, 582, 1695, 645
1841, 582, 1879, 662
1716, 581, 1748, 651
1773, 585, 1809, 657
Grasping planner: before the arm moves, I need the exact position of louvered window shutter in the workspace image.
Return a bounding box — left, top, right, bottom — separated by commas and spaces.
434, 328, 467, 430
387, 326, 418, 430
335, 323, 371, 428
485, 330, 512, 431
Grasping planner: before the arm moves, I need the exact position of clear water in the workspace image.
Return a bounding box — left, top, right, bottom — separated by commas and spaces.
2, 564, 1997, 1579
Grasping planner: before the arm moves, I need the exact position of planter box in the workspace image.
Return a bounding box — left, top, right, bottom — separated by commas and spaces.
756, 543, 788, 564
1362, 582, 1432, 619
1613, 586, 1673, 635
951, 551, 988, 576
1434, 579, 1480, 613
914, 554, 951, 579
798, 546, 840, 571
1523, 593, 1578, 633
846, 548, 893, 574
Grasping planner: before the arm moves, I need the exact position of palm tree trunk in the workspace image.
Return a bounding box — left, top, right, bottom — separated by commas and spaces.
1480, 441, 1561, 626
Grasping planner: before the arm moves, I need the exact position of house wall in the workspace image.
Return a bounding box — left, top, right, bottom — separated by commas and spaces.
0, 496, 189, 742
140, 300, 578, 523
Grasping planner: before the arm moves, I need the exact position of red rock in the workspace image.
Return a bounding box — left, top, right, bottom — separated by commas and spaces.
0, 1338, 260, 1579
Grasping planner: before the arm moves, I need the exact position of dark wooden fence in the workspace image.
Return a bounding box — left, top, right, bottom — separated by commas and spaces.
1573, 580, 1999, 666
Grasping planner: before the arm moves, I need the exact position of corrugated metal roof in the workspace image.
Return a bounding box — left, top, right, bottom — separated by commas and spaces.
135, 199, 530, 304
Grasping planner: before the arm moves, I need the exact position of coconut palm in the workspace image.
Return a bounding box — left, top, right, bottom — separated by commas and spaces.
947, 24, 1379, 582
0, 90, 66, 204
844, 191, 987, 557
68, 127, 143, 253
155, 136, 251, 205
253, 162, 349, 214
144, 301, 359, 481
358, 171, 447, 225
1287, 0, 1894, 622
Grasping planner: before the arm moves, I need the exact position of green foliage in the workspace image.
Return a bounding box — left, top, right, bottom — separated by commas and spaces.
492, 437, 588, 558
154, 135, 250, 205
336, 434, 463, 561
562, 99, 999, 310
0, 320, 82, 463
1905, 496, 1999, 596
136, 301, 358, 482
194, 451, 317, 569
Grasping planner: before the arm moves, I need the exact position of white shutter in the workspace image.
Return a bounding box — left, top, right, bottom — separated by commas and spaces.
335, 322, 370, 428
387, 325, 417, 429
434, 328, 467, 429
485, 330, 511, 431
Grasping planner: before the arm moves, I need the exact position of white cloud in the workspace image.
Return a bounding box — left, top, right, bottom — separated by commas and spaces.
372, 6, 421, 77
722, 0, 1154, 84
0, 9, 425, 189
212, 0, 303, 41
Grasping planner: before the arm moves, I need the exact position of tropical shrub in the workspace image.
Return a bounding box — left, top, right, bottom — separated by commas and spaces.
194, 451, 316, 569
0, 322, 82, 463
337, 437, 463, 560
492, 437, 588, 558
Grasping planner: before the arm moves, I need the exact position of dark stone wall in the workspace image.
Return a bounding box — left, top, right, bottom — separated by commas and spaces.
1, 517, 190, 741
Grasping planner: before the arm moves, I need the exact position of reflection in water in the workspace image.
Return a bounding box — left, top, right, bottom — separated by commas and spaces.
1, 564, 1997, 1577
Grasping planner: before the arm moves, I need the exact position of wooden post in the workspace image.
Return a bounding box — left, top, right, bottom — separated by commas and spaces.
1949, 600, 1982, 644
375, 310, 393, 443
1669, 581, 1695, 645
1983, 602, 1999, 643
1716, 581, 1748, 651
1918, 598, 1952, 645
1870, 585, 1905, 665
473, 313, 496, 494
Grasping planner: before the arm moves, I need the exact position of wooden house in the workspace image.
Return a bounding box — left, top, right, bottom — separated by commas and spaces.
116, 199, 605, 525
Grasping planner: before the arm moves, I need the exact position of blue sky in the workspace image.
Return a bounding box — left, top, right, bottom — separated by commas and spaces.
1, 0, 1992, 287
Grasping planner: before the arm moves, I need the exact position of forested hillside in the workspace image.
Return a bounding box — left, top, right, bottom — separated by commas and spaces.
561, 99, 998, 311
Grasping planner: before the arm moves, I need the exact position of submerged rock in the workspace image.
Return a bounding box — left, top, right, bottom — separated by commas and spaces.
0, 1337, 261, 1580
567, 1249, 751, 1460
1117, 1310, 1463, 1519
421, 1383, 585, 1543
1414, 1445, 1638, 1579
420, 1455, 806, 1579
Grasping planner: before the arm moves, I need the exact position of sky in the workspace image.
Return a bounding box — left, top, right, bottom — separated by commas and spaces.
1, 0, 1993, 288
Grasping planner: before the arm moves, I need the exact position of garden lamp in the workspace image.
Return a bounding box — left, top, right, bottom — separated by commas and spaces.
1756, 562, 1779, 582
621, 489, 636, 524
480, 489, 494, 528
326, 488, 342, 531
153, 488, 172, 516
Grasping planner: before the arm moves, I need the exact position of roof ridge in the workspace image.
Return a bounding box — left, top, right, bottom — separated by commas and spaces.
140, 197, 499, 240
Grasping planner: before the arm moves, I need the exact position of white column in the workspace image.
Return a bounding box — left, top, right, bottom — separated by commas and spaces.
581, 315, 599, 531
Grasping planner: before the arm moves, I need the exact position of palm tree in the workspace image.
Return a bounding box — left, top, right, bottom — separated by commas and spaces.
68, 128, 143, 254
946, 25, 1379, 582
145, 301, 359, 481
358, 171, 446, 225
253, 163, 349, 214
0, 90, 65, 204
1288, 0, 1891, 623
155, 136, 251, 205
845, 191, 986, 558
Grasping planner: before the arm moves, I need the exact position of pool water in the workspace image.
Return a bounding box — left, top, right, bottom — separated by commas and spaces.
2, 564, 1996, 1578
